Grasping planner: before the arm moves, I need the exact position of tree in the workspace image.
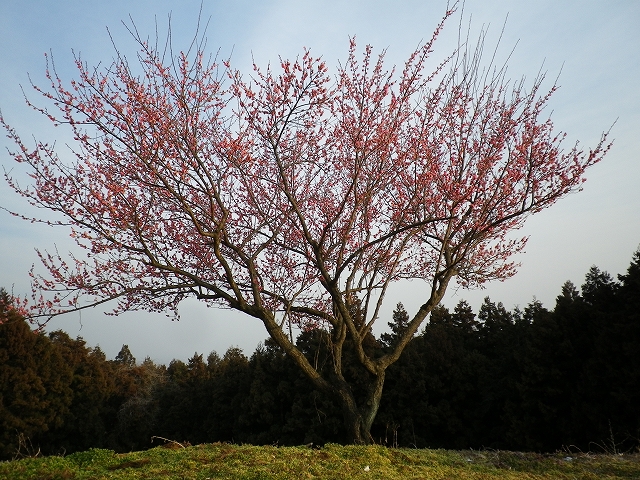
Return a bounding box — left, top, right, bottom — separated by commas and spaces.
0, 290, 73, 459
114, 345, 136, 368
206, 347, 252, 442
1, 6, 610, 443
380, 303, 410, 349
45, 331, 115, 453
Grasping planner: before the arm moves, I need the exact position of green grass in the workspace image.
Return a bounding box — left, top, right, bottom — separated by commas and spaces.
1, 443, 640, 479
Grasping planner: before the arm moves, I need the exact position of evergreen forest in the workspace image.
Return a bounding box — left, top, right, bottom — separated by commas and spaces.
1, 250, 639, 460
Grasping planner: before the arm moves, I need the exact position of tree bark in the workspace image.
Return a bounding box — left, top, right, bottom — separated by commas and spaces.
330, 371, 385, 444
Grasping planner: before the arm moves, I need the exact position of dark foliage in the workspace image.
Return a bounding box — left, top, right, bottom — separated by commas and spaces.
1, 248, 639, 458
0, 292, 72, 458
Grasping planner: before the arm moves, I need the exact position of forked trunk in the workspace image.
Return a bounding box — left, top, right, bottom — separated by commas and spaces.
332, 371, 385, 444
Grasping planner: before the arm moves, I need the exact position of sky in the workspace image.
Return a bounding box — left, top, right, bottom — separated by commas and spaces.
1, 0, 638, 365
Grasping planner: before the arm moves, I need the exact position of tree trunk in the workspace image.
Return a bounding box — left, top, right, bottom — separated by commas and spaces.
336, 387, 369, 444
332, 371, 385, 444
258, 308, 390, 444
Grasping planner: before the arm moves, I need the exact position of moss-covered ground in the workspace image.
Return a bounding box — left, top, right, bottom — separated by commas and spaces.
2, 443, 640, 479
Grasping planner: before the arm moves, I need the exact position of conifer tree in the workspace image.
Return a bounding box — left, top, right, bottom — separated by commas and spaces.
114, 345, 136, 368
46, 331, 114, 453
380, 303, 410, 349
0, 290, 73, 459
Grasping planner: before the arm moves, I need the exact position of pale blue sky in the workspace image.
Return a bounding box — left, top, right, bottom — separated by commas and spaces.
1, 0, 639, 364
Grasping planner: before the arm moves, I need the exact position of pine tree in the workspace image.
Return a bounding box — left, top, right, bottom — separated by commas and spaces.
0, 290, 73, 459
380, 303, 410, 349
45, 331, 115, 453
114, 344, 136, 368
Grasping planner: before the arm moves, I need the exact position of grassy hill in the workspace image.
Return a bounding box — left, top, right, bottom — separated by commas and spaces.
2, 443, 640, 479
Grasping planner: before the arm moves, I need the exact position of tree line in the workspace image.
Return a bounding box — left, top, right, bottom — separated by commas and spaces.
1, 249, 638, 459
